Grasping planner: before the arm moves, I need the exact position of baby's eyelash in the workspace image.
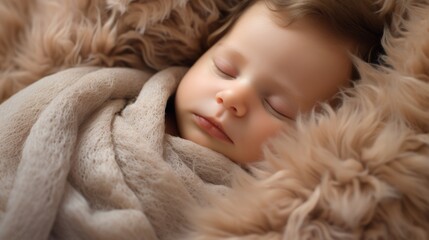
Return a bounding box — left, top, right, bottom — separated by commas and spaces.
213, 59, 237, 79
263, 99, 294, 121
213, 64, 234, 79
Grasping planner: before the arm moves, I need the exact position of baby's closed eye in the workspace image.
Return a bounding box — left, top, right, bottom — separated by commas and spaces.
213, 57, 238, 79
263, 96, 295, 121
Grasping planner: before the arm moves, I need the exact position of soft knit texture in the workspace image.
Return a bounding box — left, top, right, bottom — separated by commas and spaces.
1, 0, 428, 239
0, 67, 242, 240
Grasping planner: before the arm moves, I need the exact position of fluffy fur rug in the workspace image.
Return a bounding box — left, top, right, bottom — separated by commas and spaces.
0, 0, 237, 102
185, 1, 429, 239
1, 0, 428, 239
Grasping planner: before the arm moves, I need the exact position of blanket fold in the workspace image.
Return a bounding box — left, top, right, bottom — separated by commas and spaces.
0, 67, 241, 240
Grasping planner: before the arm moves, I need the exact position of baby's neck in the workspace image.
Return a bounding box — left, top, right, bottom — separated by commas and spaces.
165, 96, 179, 136
165, 114, 179, 136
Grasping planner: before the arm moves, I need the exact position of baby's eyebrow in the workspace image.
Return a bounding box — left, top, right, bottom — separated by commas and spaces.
269, 73, 302, 112
271, 70, 298, 94
215, 43, 246, 64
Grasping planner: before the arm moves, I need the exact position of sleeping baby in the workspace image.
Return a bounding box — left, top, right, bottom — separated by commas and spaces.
0, 0, 383, 239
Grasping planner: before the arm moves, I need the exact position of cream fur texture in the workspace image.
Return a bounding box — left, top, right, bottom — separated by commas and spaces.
1, 0, 428, 239
0, 0, 237, 102
185, 1, 429, 239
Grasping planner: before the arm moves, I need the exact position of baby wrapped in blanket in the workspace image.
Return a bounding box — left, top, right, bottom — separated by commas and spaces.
0, 67, 242, 240
0, 1, 384, 239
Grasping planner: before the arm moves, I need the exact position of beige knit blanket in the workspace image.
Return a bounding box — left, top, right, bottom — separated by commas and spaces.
0, 67, 241, 240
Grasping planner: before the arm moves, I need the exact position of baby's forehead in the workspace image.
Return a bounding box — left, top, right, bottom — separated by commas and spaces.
214, 34, 351, 87
208, 2, 354, 108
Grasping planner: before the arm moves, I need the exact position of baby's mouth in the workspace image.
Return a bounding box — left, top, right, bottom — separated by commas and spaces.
193, 114, 233, 144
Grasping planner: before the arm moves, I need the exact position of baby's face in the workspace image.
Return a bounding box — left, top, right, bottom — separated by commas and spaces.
175, 1, 354, 164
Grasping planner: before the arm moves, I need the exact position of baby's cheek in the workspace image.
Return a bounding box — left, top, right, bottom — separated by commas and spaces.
248, 122, 283, 152
261, 120, 285, 141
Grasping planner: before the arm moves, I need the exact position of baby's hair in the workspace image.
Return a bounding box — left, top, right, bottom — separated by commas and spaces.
207, 0, 385, 78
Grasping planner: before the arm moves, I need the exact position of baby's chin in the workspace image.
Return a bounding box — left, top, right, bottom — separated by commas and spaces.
181, 127, 262, 164
222, 150, 263, 165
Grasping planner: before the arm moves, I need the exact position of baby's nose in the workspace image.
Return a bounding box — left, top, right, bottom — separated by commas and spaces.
215, 87, 249, 117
